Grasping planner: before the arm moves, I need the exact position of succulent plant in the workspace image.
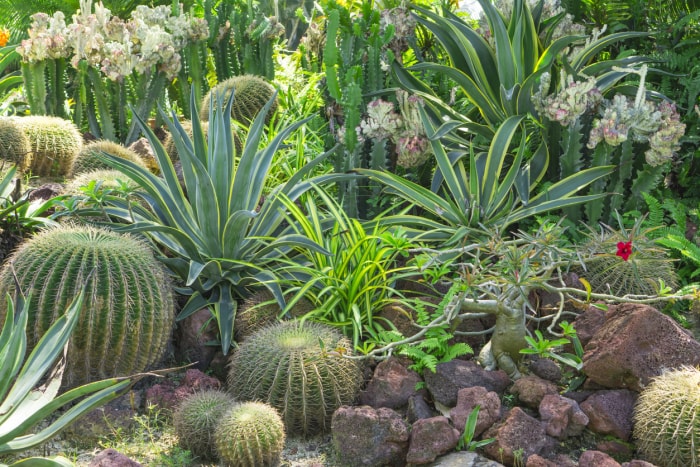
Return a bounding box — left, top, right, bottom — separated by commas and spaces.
174, 389, 237, 460
234, 289, 316, 342
72, 140, 147, 176
0, 118, 32, 172
200, 75, 277, 124
0, 224, 175, 387
227, 321, 363, 435
12, 116, 83, 177
163, 120, 242, 162
214, 401, 286, 467
633, 366, 700, 467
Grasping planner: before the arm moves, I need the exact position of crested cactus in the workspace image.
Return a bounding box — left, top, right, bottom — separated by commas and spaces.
72, 140, 147, 176
214, 401, 286, 467
227, 321, 363, 435
0, 118, 32, 172
12, 116, 83, 177
0, 225, 175, 386
174, 390, 237, 460
200, 75, 277, 124
234, 289, 316, 342
633, 366, 700, 467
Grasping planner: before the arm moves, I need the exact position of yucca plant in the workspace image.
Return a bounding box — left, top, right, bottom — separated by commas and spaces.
0, 276, 143, 466
357, 108, 614, 246
98, 90, 350, 355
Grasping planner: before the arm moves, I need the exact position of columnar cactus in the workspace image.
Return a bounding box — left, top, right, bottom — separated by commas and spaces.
174, 390, 237, 460
0, 225, 175, 386
0, 118, 32, 171
633, 366, 700, 467
72, 140, 147, 175
214, 401, 286, 467
200, 75, 277, 124
227, 321, 363, 435
12, 116, 83, 177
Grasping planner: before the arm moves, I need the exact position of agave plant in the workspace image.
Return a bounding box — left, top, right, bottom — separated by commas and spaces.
0, 277, 139, 466
357, 108, 614, 245
99, 91, 350, 355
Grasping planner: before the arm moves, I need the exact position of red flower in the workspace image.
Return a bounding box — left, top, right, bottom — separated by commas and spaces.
616, 241, 632, 261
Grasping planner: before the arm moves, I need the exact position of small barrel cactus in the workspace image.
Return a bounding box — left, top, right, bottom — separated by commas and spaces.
227, 321, 363, 435
234, 289, 316, 342
174, 390, 237, 461
214, 401, 286, 467
200, 75, 277, 124
72, 140, 147, 176
0, 117, 32, 171
13, 116, 83, 177
0, 225, 175, 386
633, 366, 700, 467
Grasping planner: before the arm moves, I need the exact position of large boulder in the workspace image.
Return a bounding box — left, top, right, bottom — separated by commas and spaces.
360, 356, 423, 409
580, 389, 637, 441
582, 303, 700, 391
406, 416, 460, 464
331, 405, 410, 467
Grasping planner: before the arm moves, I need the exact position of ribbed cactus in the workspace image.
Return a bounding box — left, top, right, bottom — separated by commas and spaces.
0, 225, 174, 387
200, 75, 277, 124
234, 289, 316, 342
574, 229, 678, 298
227, 321, 363, 435
0, 118, 32, 172
633, 366, 700, 467
72, 140, 147, 176
215, 401, 286, 467
12, 116, 83, 177
174, 390, 237, 460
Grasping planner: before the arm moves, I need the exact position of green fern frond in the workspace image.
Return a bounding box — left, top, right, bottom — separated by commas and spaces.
441, 342, 473, 362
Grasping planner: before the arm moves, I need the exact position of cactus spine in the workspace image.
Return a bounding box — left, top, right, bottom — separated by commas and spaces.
0, 118, 32, 172
0, 225, 175, 386
72, 140, 147, 176
633, 366, 700, 467
214, 401, 286, 467
234, 289, 316, 342
13, 116, 83, 177
200, 75, 277, 125
174, 390, 237, 460
227, 321, 363, 435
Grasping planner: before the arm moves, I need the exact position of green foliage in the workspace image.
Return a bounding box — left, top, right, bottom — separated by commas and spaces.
97, 90, 349, 355
226, 321, 363, 436
200, 75, 278, 125
358, 108, 613, 245
520, 328, 582, 371
0, 225, 175, 386
0, 165, 59, 236
72, 140, 147, 176
633, 366, 700, 467
173, 390, 236, 461
13, 116, 82, 177
277, 187, 414, 348
0, 276, 139, 467
321, 0, 397, 218
456, 405, 496, 452
396, 287, 473, 374
214, 401, 286, 467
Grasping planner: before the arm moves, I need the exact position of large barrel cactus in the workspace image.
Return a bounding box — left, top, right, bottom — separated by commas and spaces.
72, 140, 147, 176
13, 116, 83, 177
0, 118, 32, 171
234, 289, 316, 342
200, 75, 277, 124
214, 401, 286, 467
227, 321, 363, 435
0, 225, 175, 386
633, 366, 700, 467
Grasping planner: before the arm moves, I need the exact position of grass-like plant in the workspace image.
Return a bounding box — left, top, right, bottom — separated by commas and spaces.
276, 187, 415, 348
98, 90, 350, 355
0, 276, 141, 466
